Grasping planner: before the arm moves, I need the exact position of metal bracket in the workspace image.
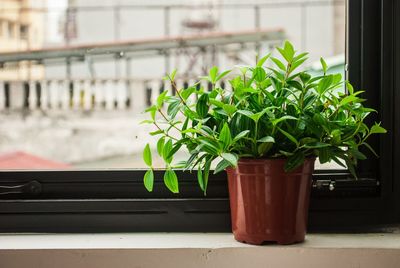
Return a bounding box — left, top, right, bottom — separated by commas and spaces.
312, 179, 336, 191
0, 180, 42, 196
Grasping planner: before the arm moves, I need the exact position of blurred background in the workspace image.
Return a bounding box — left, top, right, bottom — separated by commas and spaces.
0, 0, 345, 170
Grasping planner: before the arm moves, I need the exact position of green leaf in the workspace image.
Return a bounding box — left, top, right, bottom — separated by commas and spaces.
277, 127, 299, 146
260, 78, 272, 89
331, 73, 342, 85
340, 95, 359, 106
216, 70, 231, 82
209, 98, 224, 108
157, 137, 165, 156
300, 72, 311, 84
140, 119, 154, 125
344, 157, 357, 178
272, 115, 298, 126
370, 123, 387, 134
167, 142, 183, 159
233, 130, 250, 142
250, 112, 265, 122
299, 137, 318, 145
253, 66, 267, 82
317, 75, 333, 95
149, 130, 164, 136
349, 148, 367, 160
162, 139, 173, 164
198, 137, 221, 155
173, 160, 187, 169
303, 142, 331, 149
331, 129, 341, 144
331, 156, 347, 169
145, 105, 157, 120
164, 169, 179, 193
196, 94, 209, 118
189, 154, 207, 172
279, 150, 294, 157
346, 81, 354, 94
184, 153, 199, 171
277, 41, 295, 62
197, 156, 213, 195
284, 41, 295, 59
284, 151, 305, 172
181, 86, 196, 100
239, 107, 274, 123
143, 169, 154, 192
258, 136, 275, 143
237, 110, 254, 119
169, 69, 177, 81
182, 128, 199, 134
167, 99, 181, 118
293, 52, 309, 62
362, 142, 378, 157
271, 57, 286, 71
290, 57, 308, 73
143, 143, 152, 167
197, 168, 205, 192
258, 142, 273, 156
219, 123, 232, 150
313, 114, 330, 133
320, 57, 328, 75
222, 104, 237, 117
202, 157, 212, 195
256, 53, 271, 67
209, 66, 218, 84
221, 153, 238, 167
214, 159, 232, 174
181, 117, 189, 138
318, 147, 330, 164
157, 90, 168, 108
200, 125, 215, 136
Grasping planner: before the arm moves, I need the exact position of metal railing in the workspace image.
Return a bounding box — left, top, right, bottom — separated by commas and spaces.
0, 78, 229, 112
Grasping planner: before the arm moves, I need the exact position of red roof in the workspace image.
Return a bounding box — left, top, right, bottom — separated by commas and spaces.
0, 151, 70, 169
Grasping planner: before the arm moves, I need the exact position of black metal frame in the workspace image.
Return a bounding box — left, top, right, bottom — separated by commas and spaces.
0, 0, 399, 232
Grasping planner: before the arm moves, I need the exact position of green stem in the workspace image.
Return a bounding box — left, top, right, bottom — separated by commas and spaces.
153, 122, 179, 142
171, 81, 188, 105
252, 121, 259, 155
158, 109, 181, 132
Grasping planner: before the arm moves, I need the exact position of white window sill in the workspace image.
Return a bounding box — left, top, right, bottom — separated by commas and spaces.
1, 233, 400, 268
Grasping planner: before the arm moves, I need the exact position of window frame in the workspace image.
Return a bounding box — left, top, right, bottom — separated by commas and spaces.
0, 0, 399, 232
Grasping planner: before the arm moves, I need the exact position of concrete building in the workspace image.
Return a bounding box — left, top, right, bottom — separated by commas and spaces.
0, 0, 45, 110
0, 0, 44, 81
45, 0, 345, 79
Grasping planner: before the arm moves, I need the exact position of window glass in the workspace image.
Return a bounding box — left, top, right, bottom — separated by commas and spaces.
0, 0, 345, 170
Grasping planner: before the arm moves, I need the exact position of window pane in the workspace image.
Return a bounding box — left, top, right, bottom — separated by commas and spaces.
0, 0, 345, 170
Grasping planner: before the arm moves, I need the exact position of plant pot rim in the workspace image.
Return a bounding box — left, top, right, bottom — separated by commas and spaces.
237, 156, 316, 163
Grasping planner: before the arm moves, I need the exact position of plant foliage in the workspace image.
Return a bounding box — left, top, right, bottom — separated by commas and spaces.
142, 41, 386, 194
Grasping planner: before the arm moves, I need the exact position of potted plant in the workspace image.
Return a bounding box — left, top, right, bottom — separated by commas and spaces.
141, 41, 386, 245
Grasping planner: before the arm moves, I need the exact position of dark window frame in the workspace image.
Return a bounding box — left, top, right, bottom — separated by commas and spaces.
0, 0, 399, 232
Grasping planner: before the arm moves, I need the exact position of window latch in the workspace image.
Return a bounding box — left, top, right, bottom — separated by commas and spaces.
312, 179, 335, 191
0, 180, 42, 196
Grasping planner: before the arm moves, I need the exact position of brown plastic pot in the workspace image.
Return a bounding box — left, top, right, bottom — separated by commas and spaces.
226, 157, 316, 245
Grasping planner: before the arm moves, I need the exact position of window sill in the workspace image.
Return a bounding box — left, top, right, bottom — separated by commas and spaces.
1, 233, 400, 268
